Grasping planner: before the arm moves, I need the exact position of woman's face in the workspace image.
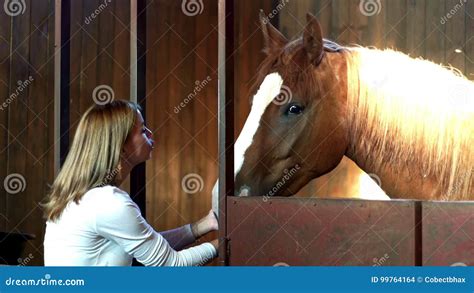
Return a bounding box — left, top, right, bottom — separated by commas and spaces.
122, 110, 154, 167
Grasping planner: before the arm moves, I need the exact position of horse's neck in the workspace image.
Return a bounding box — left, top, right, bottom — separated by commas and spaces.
345, 147, 442, 200
341, 49, 474, 200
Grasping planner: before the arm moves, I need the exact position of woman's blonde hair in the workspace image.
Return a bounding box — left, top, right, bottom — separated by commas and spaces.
43, 100, 140, 221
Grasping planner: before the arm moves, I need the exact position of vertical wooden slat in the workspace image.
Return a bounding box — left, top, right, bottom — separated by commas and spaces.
315, 0, 333, 37
21, 0, 55, 265
70, 0, 99, 138
0, 0, 11, 232
146, 0, 171, 228
445, 0, 466, 73
365, 0, 385, 48
67, 0, 83, 140
130, 0, 146, 216
466, 0, 474, 79
406, 0, 426, 58
385, 0, 407, 51
424, 0, 446, 64
6, 0, 31, 245
332, 0, 350, 43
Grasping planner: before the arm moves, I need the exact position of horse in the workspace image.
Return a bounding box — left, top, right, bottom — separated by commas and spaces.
212, 12, 473, 212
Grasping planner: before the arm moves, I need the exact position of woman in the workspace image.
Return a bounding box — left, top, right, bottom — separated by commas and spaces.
43, 100, 218, 266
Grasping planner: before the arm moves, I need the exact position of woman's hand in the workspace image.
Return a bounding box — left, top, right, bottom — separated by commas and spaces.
191, 209, 219, 239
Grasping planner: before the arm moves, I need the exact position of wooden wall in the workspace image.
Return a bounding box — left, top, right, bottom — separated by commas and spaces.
0, 0, 55, 266
0, 0, 130, 265
145, 0, 218, 241
69, 0, 130, 139
144, 0, 272, 249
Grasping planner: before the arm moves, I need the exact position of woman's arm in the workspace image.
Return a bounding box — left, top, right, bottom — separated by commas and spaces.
95, 191, 218, 266
159, 210, 218, 250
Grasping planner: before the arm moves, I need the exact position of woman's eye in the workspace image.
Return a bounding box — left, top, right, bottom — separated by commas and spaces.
286, 104, 304, 115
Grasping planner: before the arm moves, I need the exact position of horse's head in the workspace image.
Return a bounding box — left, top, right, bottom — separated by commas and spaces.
234, 12, 349, 197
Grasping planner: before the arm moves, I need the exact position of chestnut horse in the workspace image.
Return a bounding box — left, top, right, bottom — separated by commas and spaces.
213, 12, 473, 211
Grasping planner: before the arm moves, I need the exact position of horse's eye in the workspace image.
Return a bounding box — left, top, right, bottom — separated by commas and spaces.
286, 104, 304, 115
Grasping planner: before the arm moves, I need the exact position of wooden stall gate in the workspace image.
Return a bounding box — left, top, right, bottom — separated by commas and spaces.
225, 197, 474, 266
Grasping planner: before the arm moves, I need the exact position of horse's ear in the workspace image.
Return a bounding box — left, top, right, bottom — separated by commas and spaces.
303, 13, 324, 65
260, 10, 287, 54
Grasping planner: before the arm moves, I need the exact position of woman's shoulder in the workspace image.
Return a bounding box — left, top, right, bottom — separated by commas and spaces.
83, 185, 132, 204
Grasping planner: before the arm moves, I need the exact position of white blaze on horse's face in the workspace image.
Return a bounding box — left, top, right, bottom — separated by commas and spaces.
234, 73, 284, 180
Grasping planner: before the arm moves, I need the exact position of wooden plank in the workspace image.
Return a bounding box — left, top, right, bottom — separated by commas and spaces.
0, 0, 11, 232
445, 0, 466, 73
111, 0, 130, 99
384, 0, 407, 52
466, 0, 474, 79
68, 0, 83, 140
146, 0, 172, 229
348, 0, 368, 44
331, 0, 350, 43
22, 0, 55, 266
69, 0, 100, 140
191, 0, 214, 224
365, 0, 386, 48
421, 201, 474, 266
227, 197, 417, 266
6, 0, 31, 241
406, 0, 426, 58
314, 0, 333, 36
424, 0, 446, 64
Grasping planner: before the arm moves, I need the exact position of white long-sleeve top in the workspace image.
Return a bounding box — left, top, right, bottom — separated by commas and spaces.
44, 186, 216, 266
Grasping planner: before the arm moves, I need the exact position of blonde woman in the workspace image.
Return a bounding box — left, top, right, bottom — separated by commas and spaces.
43, 100, 218, 266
